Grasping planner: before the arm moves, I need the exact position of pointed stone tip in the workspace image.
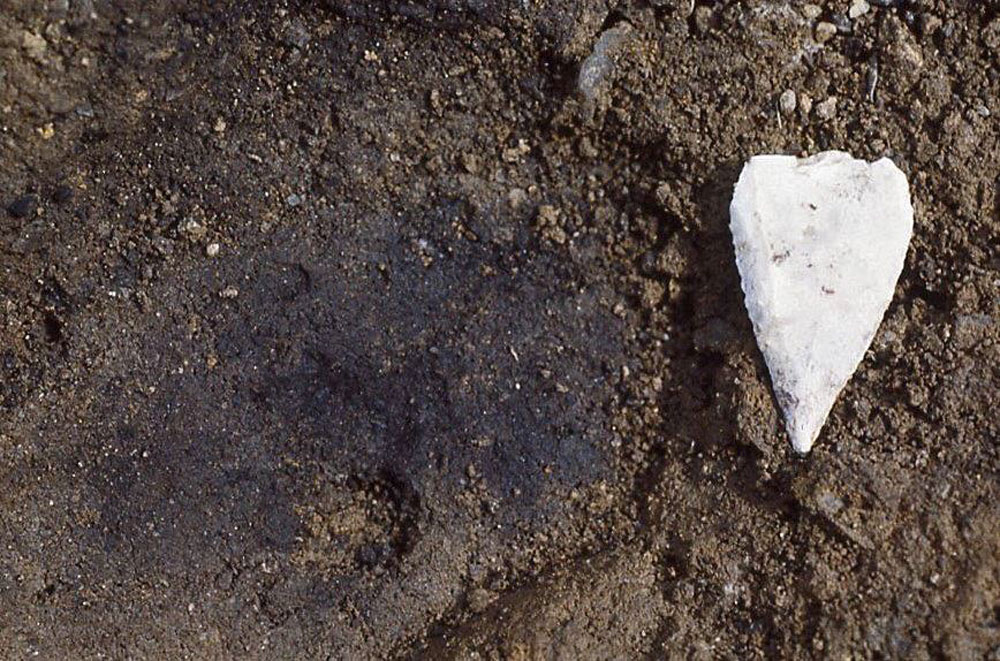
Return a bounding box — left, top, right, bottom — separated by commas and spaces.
790, 434, 814, 454
732, 150, 913, 453
784, 402, 823, 454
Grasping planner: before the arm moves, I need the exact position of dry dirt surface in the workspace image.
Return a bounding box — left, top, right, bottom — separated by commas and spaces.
1, 0, 998, 658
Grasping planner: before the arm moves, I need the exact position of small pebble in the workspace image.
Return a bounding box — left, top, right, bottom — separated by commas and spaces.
206, 242, 221, 257
849, 0, 870, 19
7, 194, 36, 218
219, 286, 239, 299
830, 12, 852, 33
815, 22, 837, 43
21, 31, 47, 63
802, 4, 822, 19
460, 152, 480, 174
180, 218, 207, 241
815, 96, 838, 120
798, 93, 814, 117
920, 13, 942, 38
779, 89, 797, 116
693, 5, 714, 34
286, 193, 303, 207
283, 19, 310, 50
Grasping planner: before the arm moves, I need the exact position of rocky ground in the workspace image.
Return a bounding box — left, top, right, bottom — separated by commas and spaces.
0, 0, 998, 658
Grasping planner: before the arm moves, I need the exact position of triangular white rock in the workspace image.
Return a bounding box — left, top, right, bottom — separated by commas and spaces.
729, 151, 913, 453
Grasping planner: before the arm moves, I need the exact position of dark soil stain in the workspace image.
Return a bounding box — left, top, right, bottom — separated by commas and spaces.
1, 0, 998, 658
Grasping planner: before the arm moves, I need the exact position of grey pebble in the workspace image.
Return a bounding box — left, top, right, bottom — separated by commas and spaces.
815, 96, 838, 120
779, 89, 797, 116
283, 19, 310, 50
830, 12, 852, 33
7, 194, 37, 219
577, 22, 633, 102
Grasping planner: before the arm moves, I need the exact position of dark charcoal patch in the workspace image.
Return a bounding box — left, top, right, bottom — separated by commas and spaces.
6, 194, 36, 218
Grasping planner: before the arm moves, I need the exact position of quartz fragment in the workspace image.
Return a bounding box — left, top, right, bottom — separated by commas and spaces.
849, 0, 870, 19
729, 151, 913, 452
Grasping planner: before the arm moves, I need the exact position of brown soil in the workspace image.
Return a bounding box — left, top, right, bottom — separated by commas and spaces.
1, 0, 998, 658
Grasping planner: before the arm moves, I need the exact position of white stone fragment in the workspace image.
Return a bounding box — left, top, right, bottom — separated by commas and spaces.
729, 151, 913, 453
849, 0, 870, 19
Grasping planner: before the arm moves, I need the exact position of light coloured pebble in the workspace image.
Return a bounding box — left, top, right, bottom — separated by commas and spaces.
693, 5, 714, 34
779, 89, 797, 116
21, 31, 47, 62
815, 96, 838, 120
799, 93, 814, 117
815, 22, 837, 44
206, 242, 220, 257
849, 0, 870, 19
802, 4, 822, 19
180, 218, 207, 241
